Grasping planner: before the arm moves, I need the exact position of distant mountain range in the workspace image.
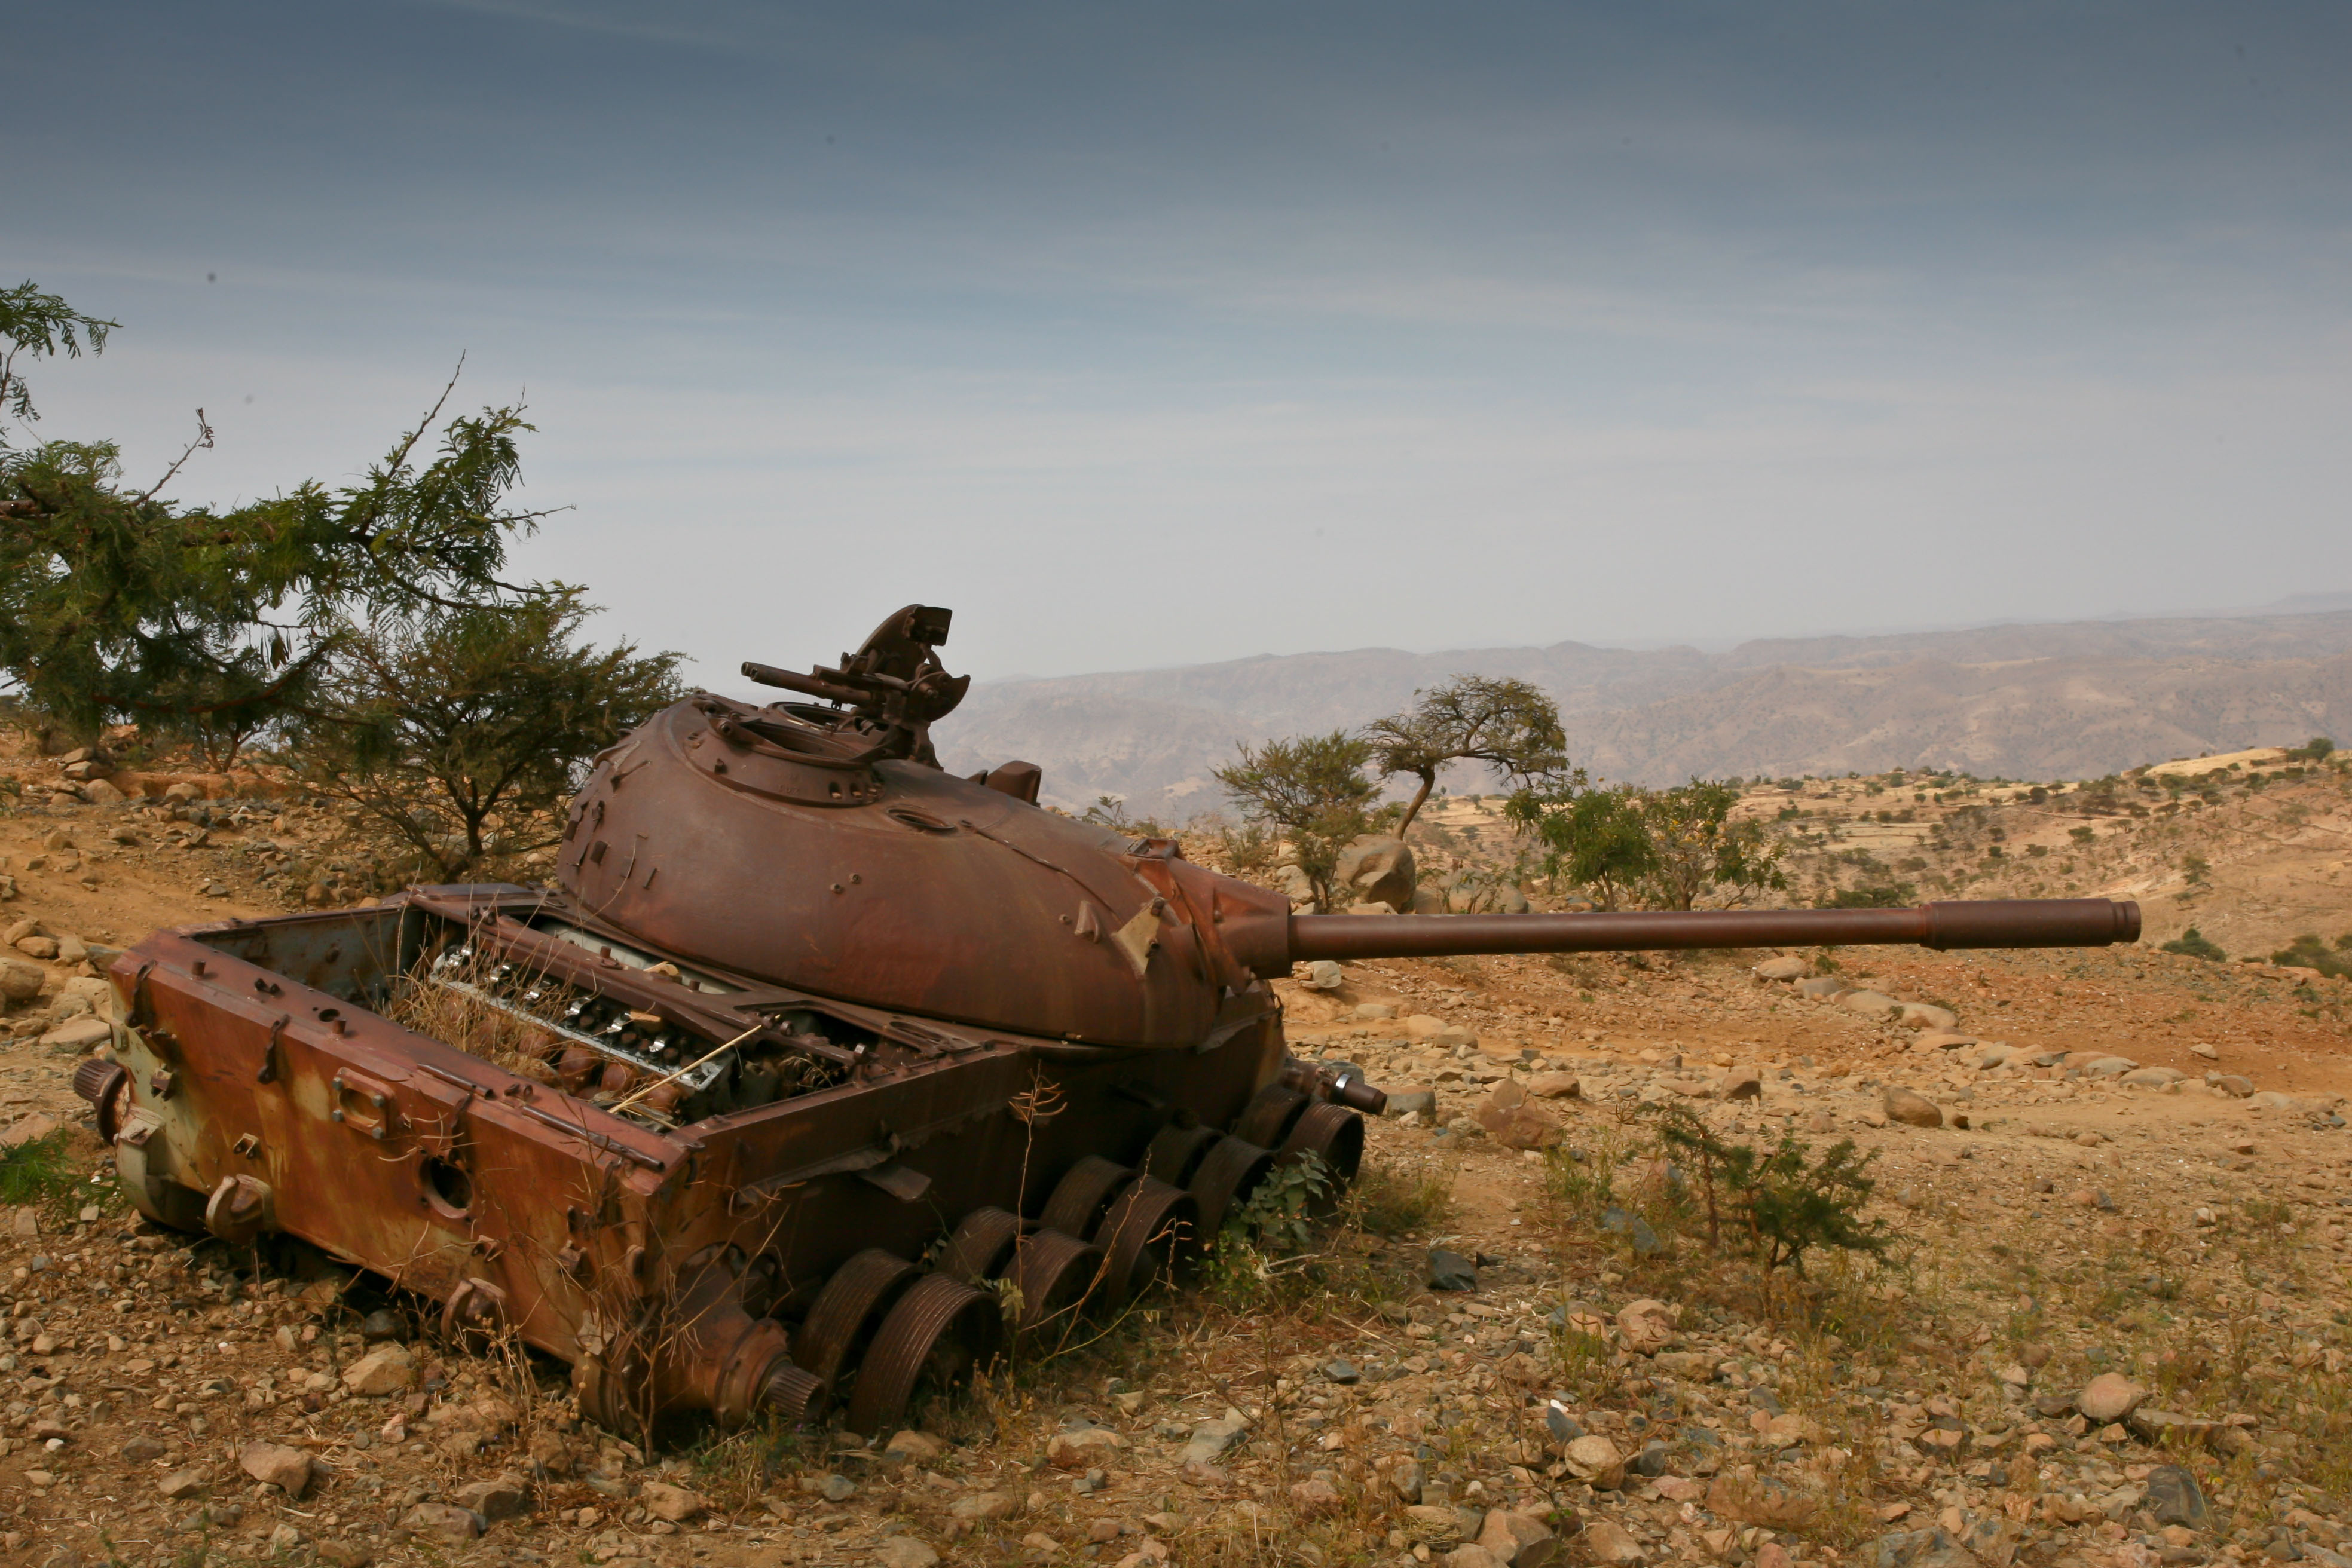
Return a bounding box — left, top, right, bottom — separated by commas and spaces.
929, 610, 2352, 818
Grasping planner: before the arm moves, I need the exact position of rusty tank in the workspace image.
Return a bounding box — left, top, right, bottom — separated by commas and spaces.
74, 604, 2143, 1439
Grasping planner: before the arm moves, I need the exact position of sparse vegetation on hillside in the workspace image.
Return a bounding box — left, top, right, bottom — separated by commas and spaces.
1214, 730, 1384, 909
2163, 926, 2227, 962
1505, 776, 1786, 911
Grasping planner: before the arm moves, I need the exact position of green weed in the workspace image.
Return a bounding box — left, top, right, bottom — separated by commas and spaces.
0, 1128, 80, 1211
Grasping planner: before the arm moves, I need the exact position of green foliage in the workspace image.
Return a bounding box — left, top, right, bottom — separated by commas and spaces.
0, 359, 564, 762
2161, 927, 2227, 963
1507, 782, 1654, 909
0, 1128, 79, 1209
1215, 730, 1380, 909
1363, 674, 1569, 838
1225, 1153, 1332, 1255
1819, 884, 1917, 909
2182, 853, 2211, 884
2271, 933, 2352, 979
1203, 1154, 1335, 1305
284, 596, 682, 877
2287, 736, 2336, 762
1507, 777, 1786, 911
0, 279, 116, 441
1649, 1105, 1891, 1275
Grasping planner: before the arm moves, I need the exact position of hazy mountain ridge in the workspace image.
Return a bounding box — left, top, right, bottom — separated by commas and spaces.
934, 610, 2352, 813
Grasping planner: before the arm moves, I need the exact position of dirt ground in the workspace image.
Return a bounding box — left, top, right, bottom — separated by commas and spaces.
2, 741, 2348, 1568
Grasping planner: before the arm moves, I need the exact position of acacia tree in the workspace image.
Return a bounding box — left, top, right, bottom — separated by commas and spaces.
1506, 777, 1785, 910
1639, 779, 1785, 910
0, 279, 117, 445
286, 596, 682, 876
1505, 782, 1650, 909
1363, 675, 1568, 840
1214, 730, 1381, 910
0, 344, 564, 762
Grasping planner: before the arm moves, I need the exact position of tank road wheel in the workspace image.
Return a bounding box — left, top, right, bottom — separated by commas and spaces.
937, 1208, 1025, 1284
1141, 1122, 1221, 1187
1038, 1156, 1134, 1238
845, 1273, 1004, 1438
1092, 1176, 1198, 1303
1277, 1102, 1365, 1201
1232, 1085, 1310, 1149
1186, 1136, 1276, 1236
791, 1250, 920, 1389
1005, 1229, 1105, 1337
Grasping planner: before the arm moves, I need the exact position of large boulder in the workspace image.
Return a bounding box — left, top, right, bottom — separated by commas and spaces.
1273, 864, 1317, 908
1883, 1088, 1943, 1128
1336, 837, 1417, 912
0, 960, 42, 1005
1438, 871, 1530, 914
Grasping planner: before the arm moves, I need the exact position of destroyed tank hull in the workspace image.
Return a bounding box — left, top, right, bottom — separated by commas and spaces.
75, 605, 2145, 1439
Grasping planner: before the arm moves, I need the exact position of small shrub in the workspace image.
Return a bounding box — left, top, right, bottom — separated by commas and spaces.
0, 1128, 79, 1209
2162, 927, 2226, 963
1819, 883, 1915, 909
1079, 794, 1173, 838
2271, 934, 2351, 979
1648, 1105, 1892, 1275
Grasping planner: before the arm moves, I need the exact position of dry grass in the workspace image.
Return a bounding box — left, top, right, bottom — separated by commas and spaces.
379, 943, 567, 1084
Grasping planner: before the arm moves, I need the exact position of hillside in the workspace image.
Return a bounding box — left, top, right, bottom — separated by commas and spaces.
3, 731, 2349, 1568
937, 610, 2352, 816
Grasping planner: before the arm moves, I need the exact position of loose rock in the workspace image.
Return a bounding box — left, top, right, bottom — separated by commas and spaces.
885, 1430, 946, 1462
399, 1503, 486, 1543
238, 1441, 315, 1498
1562, 1434, 1626, 1488
2076, 1373, 2146, 1423
342, 1343, 418, 1396
1181, 1416, 1247, 1466
452, 1477, 529, 1522
1581, 1519, 1646, 1563
1884, 1088, 1944, 1128
1473, 1079, 1561, 1149
1047, 1426, 1123, 1469
2143, 1464, 2212, 1530
641, 1481, 706, 1521
1476, 1508, 1559, 1566
157, 1469, 208, 1500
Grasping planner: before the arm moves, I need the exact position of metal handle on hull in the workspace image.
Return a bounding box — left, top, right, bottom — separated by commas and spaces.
1284, 898, 2140, 964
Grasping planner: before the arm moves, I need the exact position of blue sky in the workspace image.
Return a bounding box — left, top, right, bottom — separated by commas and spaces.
9, 2, 2350, 684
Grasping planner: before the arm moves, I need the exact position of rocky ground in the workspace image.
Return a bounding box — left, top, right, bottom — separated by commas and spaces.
1, 741, 2348, 1568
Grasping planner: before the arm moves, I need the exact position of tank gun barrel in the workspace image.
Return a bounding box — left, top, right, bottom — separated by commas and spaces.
1284, 898, 2139, 966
